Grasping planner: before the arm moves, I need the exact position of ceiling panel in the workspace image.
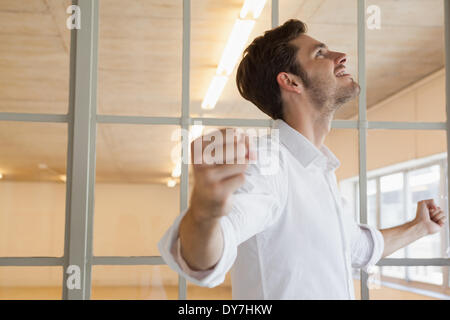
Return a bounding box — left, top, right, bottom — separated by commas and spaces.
98, 0, 182, 117
0, 0, 70, 114
0, 0, 48, 12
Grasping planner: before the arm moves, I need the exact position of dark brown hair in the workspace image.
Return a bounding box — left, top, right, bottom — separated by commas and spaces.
236, 19, 308, 120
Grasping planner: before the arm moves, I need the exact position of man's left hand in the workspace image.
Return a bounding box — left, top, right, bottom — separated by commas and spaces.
413, 199, 446, 235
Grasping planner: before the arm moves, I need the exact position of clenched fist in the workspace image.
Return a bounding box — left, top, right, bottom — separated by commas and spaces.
189, 128, 257, 222
178, 128, 257, 270
413, 199, 446, 235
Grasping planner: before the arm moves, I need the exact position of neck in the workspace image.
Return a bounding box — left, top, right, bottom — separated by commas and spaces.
283, 101, 334, 149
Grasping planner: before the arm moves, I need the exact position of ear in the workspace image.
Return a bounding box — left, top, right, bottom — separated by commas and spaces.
276, 72, 303, 94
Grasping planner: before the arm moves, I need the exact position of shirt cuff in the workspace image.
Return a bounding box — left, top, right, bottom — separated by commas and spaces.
359, 224, 385, 272
174, 237, 217, 280
157, 210, 238, 288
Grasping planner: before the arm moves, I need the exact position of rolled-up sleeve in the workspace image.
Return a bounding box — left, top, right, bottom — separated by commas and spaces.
350, 224, 384, 271
157, 209, 238, 288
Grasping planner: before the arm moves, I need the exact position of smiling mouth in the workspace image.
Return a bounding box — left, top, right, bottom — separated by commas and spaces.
335, 70, 351, 78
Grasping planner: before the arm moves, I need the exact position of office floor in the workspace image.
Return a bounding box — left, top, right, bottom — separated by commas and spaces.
0, 282, 437, 300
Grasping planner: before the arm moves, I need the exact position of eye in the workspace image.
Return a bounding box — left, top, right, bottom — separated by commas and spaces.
316, 49, 324, 57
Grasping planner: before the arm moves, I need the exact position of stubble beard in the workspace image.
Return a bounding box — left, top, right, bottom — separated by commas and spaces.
307, 76, 361, 116
334, 78, 361, 107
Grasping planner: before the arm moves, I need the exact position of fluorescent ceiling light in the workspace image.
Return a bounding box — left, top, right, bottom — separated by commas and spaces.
201, 1, 266, 111
217, 19, 255, 76
172, 161, 181, 178
167, 179, 177, 188
201, 75, 228, 110
240, 0, 267, 19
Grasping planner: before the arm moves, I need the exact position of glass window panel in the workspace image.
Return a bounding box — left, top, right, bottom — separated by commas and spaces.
381, 262, 406, 280
0, 1, 71, 114
366, 0, 445, 122
407, 165, 445, 259
409, 165, 441, 212
280, 0, 359, 120
368, 130, 449, 259
91, 265, 177, 300
190, 0, 272, 119
367, 179, 378, 228
354, 274, 449, 299
380, 177, 407, 265
380, 173, 404, 229
94, 124, 180, 256
408, 266, 444, 286
98, 0, 182, 116
0, 267, 62, 300
0, 122, 67, 256
364, 267, 450, 299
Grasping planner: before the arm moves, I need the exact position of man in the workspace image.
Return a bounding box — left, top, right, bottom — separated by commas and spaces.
158, 19, 446, 299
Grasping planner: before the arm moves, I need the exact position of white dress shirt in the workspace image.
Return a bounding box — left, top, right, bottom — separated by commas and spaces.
158, 119, 384, 300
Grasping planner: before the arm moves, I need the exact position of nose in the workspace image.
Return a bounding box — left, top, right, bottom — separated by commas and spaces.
335, 52, 347, 66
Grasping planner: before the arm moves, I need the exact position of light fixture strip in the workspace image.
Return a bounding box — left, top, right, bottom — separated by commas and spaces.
217, 19, 256, 76
240, 0, 267, 19
201, 0, 266, 111
201, 75, 228, 110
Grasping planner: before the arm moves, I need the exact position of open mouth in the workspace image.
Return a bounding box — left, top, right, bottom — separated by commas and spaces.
335, 69, 350, 78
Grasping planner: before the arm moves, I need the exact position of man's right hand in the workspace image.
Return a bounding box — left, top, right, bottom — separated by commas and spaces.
189, 128, 256, 222
178, 128, 256, 271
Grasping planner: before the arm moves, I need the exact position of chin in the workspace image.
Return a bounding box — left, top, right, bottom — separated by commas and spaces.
353, 80, 361, 93
334, 81, 360, 105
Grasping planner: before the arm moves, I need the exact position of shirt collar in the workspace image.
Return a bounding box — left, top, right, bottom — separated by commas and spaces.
272, 119, 340, 171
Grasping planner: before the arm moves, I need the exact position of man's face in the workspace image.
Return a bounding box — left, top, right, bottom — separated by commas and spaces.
290, 34, 360, 112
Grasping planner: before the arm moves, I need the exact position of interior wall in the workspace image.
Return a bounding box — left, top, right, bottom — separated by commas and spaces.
0, 181, 181, 286
327, 69, 447, 181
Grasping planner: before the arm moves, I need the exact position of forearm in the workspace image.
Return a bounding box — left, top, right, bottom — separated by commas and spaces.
178, 207, 224, 271
380, 220, 427, 258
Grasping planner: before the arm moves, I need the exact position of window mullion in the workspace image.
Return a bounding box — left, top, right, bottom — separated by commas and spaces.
62, 0, 99, 300
357, 0, 369, 301
404, 171, 411, 282
178, 0, 191, 301
444, 0, 450, 292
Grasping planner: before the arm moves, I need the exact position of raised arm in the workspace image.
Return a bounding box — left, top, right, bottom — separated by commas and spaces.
179, 129, 255, 271
380, 199, 446, 258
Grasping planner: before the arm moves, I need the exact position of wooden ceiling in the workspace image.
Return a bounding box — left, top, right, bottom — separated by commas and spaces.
0, 0, 445, 183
